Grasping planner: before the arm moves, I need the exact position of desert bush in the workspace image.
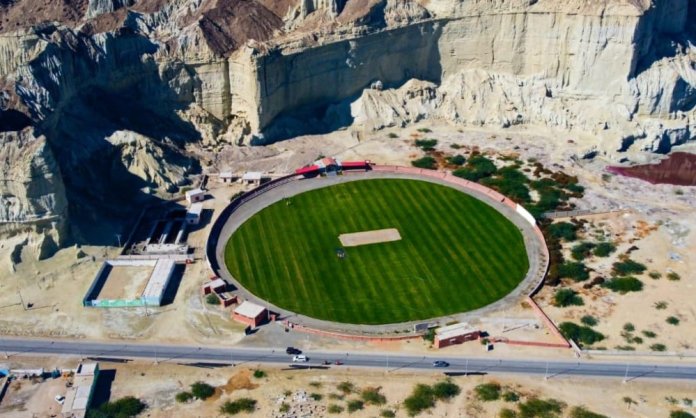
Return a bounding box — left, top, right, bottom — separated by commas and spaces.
553, 288, 584, 307
380, 410, 396, 418
411, 156, 437, 170
347, 399, 364, 413
666, 316, 680, 325
503, 391, 520, 402
175, 392, 193, 403
337, 381, 355, 394
500, 408, 518, 418
670, 411, 695, 418
642, 330, 657, 338
361, 387, 387, 405
602, 277, 643, 293
592, 242, 616, 257
580, 315, 598, 326
623, 323, 635, 332
571, 242, 596, 260
252, 369, 266, 379
559, 322, 605, 346
191, 382, 215, 400
474, 383, 501, 401
518, 398, 564, 418
648, 271, 662, 280
327, 404, 344, 414
414, 138, 438, 151
612, 259, 647, 276
310, 393, 322, 401
387, 133, 399, 138
650, 343, 667, 352
432, 380, 461, 400
88, 396, 146, 418
558, 262, 590, 282
447, 154, 466, 166
667, 272, 681, 281
220, 398, 256, 415
404, 384, 436, 416
417, 128, 432, 133
569, 406, 608, 418
546, 222, 578, 242
206, 294, 221, 305
279, 403, 290, 413
654, 301, 668, 310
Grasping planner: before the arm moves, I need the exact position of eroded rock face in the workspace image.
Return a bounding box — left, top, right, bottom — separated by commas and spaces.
0, 0, 694, 249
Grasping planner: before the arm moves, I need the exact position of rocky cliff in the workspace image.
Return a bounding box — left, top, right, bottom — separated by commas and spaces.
0, 0, 694, 248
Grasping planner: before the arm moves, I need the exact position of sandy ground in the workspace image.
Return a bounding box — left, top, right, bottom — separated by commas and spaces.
0, 122, 693, 363
1, 356, 695, 418
98, 265, 153, 300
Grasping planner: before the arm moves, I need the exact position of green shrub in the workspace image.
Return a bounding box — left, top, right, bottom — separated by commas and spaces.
615, 345, 635, 351
380, 409, 396, 418
361, 387, 387, 405
641, 330, 657, 338
592, 242, 616, 257
559, 322, 605, 346
308, 381, 322, 388
417, 128, 432, 133
650, 343, 667, 352
623, 323, 635, 332
580, 315, 598, 326
252, 369, 266, 379
602, 277, 643, 293
422, 328, 436, 343
474, 382, 501, 401
569, 406, 608, 418
447, 154, 466, 166
553, 288, 584, 307
404, 384, 436, 416
518, 398, 564, 418
206, 294, 221, 305
88, 396, 146, 418
347, 399, 364, 413
670, 412, 695, 418
327, 404, 344, 414
503, 391, 520, 402
279, 403, 290, 413
432, 380, 461, 400
337, 381, 355, 394
667, 272, 681, 281
191, 382, 215, 400
500, 408, 518, 418
571, 243, 596, 261
666, 316, 680, 325
310, 393, 322, 401
175, 391, 193, 403
220, 398, 256, 415
411, 156, 437, 169
648, 271, 662, 280
654, 301, 668, 310
453, 155, 497, 182
415, 139, 438, 151
547, 222, 578, 242
558, 262, 590, 282
612, 260, 647, 276
387, 133, 399, 139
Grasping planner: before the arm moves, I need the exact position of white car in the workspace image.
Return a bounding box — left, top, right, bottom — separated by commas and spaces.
54, 395, 65, 405
292, 355, 308, 362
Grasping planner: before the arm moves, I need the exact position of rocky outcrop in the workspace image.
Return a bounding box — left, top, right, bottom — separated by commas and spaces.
0, 128, 67, 259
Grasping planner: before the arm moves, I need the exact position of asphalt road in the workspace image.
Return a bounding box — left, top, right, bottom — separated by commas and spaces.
2, 338, 696, 381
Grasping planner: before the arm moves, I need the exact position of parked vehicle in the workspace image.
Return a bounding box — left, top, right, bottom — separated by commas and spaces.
286, 347, 302, 355
54, 395, 66, 405
292, 355, 308, 362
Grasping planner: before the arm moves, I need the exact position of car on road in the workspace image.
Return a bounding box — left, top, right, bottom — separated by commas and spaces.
54, 395, 65, 405
432, 360, 449, 368
292, 355, 308, 362
286, 347, 302, 355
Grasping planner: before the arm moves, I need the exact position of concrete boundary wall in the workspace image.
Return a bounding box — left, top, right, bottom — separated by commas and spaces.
206, 166, 550, 337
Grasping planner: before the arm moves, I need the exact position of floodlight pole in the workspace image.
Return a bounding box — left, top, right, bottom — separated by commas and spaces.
623, 363, 629, 383
544, 361, 549, 380
116, 234, 122, 248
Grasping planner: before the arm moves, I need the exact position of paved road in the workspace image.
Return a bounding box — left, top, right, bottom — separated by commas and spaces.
2, 338, 696, 381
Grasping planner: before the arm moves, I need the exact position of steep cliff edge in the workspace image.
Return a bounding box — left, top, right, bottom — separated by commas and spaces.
0, 0, 694, 249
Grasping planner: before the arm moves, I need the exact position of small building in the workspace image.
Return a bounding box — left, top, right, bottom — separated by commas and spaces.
185, 188, 205, 204
219, 172, 235, 183
233, 301, 268, 327
141, 259, 176, 306
201, 277, 227, 295
434, 323, 480, 349
61, 362, 99, 418
186, 202, 203, 225
241, 171, 263, 186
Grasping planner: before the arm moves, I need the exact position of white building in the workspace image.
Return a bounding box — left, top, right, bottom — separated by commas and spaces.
185, 188, 205, 203
61, 362, 99, 418
241, 171, 263, 186
141, 259, 176, 306
186, 202, 203, 225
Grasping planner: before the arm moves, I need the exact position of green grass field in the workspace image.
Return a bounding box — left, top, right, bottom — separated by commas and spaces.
224, 179, 529, 325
